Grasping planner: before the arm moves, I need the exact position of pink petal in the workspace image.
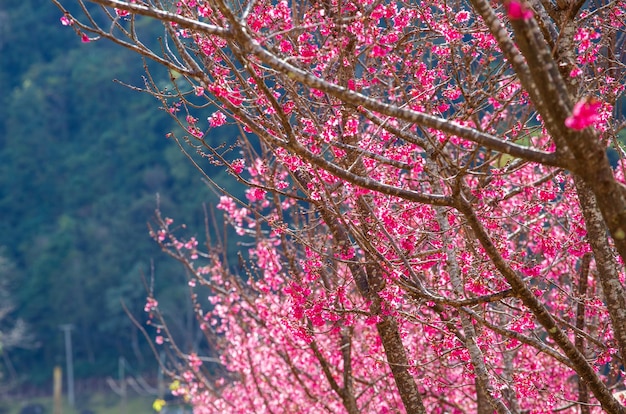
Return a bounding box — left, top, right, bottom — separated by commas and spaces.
565, 98, 602, 130
506, 0, 533, 20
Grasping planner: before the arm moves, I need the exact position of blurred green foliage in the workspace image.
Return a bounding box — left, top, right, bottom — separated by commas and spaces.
0, 0, 241, 389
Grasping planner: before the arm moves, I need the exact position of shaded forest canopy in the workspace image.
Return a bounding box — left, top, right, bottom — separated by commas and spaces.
0, 0, 240, 388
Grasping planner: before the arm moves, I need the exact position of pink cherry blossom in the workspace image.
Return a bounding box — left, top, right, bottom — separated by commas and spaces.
60, 16, 72, 26
505, 0, 533, 20
144, 297, 158, 313
565, 98, 603, 130
60, 0, 626, 411
115, 8, 130, 17
230, 159, 245, 174
208, 111, 227, 127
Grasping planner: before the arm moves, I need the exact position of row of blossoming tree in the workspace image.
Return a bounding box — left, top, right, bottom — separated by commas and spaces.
53, 0, 626, 411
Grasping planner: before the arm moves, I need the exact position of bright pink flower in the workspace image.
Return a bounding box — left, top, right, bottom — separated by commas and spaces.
144, 297, 158, 312
505, 0, 533, 20
115, 8, 130, 17
565, 98, 602, 130
455, 11, 470, 23
569, 67, 582, 78
187, 127, 203, 138
279, 39, 293, 53
60, 16, 73, 26
370, 44, 389, 58
188, 353, 203, 372
81, 33, 91, 43
230, 159, 245, 174
157, 229, 167, 241
184, 237, 198, 250
246, 187, 266, 202
208, 111, 227, 127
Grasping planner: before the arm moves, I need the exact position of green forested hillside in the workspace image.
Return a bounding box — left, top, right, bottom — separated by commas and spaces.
0, 0, 237, 388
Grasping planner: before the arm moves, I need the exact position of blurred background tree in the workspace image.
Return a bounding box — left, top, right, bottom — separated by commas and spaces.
0, 0, 241, 391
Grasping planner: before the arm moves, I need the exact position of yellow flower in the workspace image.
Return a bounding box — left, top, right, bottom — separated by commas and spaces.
152, 398, 166, 412
169, 380, 181, 391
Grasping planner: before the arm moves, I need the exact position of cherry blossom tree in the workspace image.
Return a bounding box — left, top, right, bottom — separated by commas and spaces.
52, 0, 626, 412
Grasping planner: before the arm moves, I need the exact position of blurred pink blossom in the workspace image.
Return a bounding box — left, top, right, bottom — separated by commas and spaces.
565, 98, 602, 130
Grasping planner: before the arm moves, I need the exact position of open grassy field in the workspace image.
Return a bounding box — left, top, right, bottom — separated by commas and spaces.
0, 392, 156, 414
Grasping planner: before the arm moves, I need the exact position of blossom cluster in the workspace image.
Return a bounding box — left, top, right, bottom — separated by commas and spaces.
57, 0, 626, 410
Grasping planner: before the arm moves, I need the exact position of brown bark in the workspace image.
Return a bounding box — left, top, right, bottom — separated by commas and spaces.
575, 253, 591, 414
319, 207, 426, 414
375, 315, 426, 414
575, 179, 626, 371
